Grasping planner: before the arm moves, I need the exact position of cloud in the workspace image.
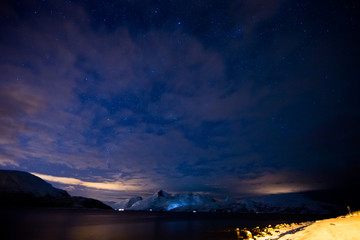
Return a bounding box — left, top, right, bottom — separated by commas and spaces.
31, 172, 141, 191
0, 85, 44, 144
2, 0, 357, 200
0, 0, 230, 173
239, 170, 321, 195
0, 153, 19, 167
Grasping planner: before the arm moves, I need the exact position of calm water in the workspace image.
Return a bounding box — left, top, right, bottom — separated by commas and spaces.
1, 208, 326, 240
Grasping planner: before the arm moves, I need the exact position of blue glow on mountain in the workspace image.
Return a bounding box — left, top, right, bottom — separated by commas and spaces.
167, 202, 186, 210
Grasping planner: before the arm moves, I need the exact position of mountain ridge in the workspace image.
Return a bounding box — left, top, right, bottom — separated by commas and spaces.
0, 169, 112, 209
118, 190, 344, 214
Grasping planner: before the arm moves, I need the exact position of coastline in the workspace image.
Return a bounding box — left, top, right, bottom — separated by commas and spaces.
236, 211, 360, 240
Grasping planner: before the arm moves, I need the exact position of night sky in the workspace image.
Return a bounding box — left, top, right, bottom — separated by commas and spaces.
1, 0, 359, 203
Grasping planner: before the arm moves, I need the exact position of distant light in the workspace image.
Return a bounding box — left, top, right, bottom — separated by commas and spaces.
192, 210, 197, 213
149, 209, 153, 211
235, 228, 240, 238
118, 208, 124, 211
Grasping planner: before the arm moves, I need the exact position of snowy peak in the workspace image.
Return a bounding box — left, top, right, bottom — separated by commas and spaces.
130, 190, 175, 211
157, 190, 172, 198
125, 196, 143, 208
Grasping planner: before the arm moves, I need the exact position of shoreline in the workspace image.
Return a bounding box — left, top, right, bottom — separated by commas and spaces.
235, 211, 360, 240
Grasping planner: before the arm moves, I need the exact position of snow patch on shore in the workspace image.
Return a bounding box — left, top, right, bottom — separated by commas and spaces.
239, 211, 360, 240
277, 211, 360, 240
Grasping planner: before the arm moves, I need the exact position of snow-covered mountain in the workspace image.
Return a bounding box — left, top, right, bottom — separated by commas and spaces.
127, 190, 217, 211
0, 170, 112, 209
124, 196, 143, 208
119, 190, 342, 214
231, 193, 341, 214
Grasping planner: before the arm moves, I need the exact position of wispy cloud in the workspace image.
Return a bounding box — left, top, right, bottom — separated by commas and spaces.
0, 153, 19, 167
32, 172, 141, 191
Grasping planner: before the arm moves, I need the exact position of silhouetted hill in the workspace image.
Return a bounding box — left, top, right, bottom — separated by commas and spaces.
0, 170, 112, 209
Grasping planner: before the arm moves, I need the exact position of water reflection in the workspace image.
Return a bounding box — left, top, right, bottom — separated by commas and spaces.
1, 209, 324, 240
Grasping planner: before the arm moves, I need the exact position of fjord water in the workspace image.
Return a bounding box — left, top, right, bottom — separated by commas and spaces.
1, 209, 325, 240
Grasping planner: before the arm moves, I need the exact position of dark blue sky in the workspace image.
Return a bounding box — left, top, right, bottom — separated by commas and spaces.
1, 0, 359, 203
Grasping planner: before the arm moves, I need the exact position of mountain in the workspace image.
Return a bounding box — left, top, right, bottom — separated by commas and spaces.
129, 190, 175, 211
124, 196, 143, 208
120, 190, 343, 214
0, 170, 112, 209
127, 190, 217, 211
231, 193, 342, 214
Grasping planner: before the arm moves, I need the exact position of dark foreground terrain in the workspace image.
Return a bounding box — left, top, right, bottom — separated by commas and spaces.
0, 170, 112, 209
1, 208, 332, 240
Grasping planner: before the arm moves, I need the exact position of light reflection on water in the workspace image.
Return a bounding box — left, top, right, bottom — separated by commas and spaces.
1, 209, 323, 240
